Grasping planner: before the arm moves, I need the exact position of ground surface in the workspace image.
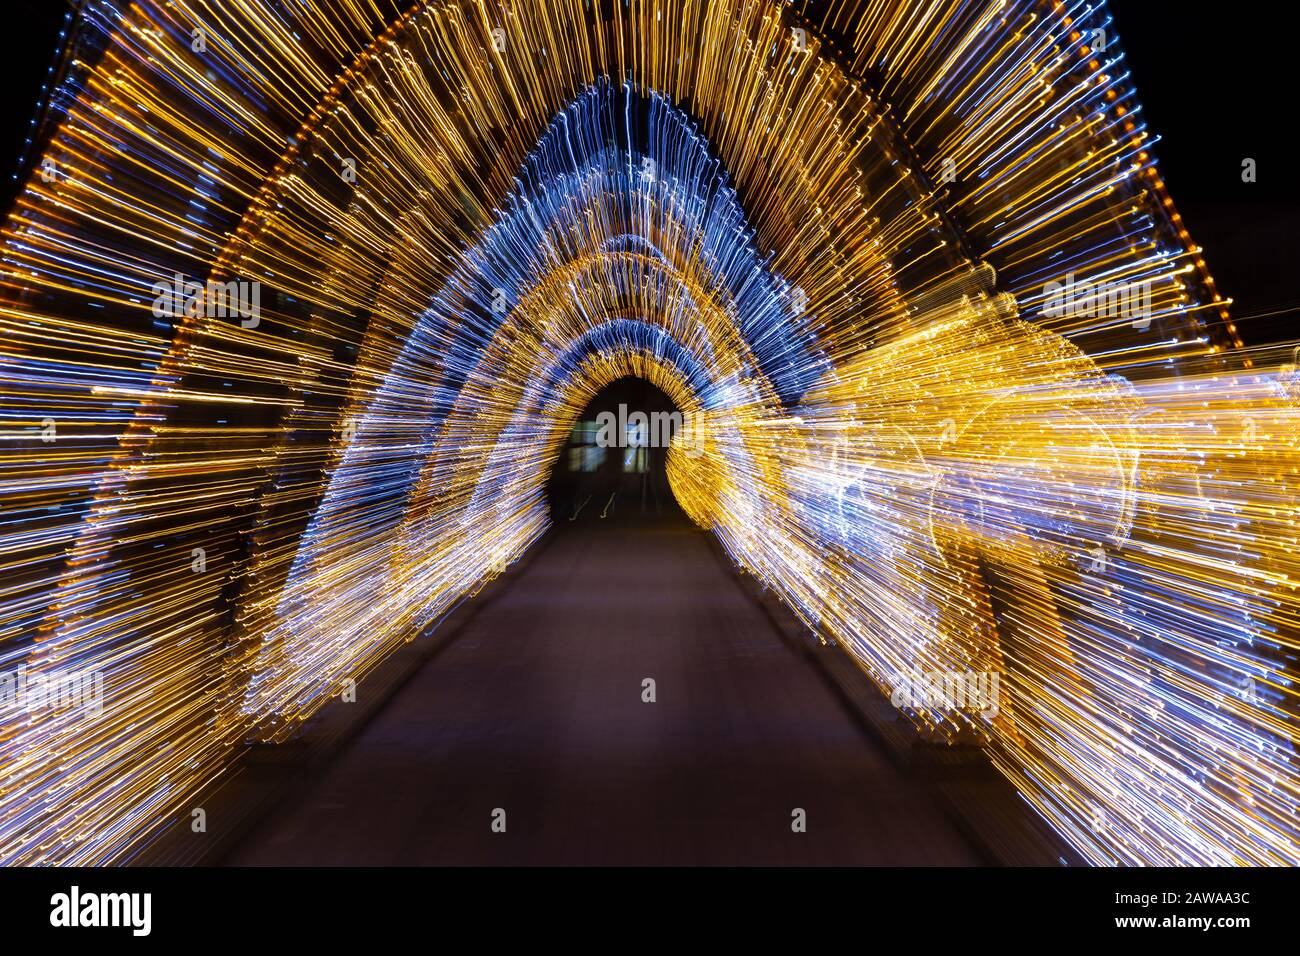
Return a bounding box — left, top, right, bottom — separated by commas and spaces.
227, 517, 989, 865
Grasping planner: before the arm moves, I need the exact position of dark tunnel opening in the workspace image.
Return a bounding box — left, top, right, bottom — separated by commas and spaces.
546, 376, 687, 523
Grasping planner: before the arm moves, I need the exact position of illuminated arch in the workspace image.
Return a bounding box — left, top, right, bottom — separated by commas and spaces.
0, 0, 1294, 867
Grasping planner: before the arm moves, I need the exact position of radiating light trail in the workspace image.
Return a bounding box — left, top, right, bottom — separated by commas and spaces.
0, 0, 1294, 866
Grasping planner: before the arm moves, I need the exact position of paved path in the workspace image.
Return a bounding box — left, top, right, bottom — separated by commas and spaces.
227, 518, 985, 865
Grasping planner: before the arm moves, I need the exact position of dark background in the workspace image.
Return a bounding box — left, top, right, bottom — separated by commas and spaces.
2, 1, 1295, 343
1111, 4, 1299, 344
4, 2, 69, 207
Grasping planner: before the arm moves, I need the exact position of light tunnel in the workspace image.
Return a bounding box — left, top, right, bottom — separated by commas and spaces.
0, 0, 1297, 866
